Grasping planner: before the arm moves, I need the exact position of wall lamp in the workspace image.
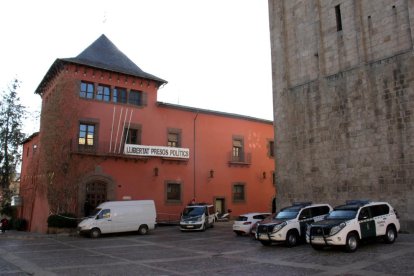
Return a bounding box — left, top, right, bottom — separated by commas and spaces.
209, 169, 214, 178
154, 167, 159, 177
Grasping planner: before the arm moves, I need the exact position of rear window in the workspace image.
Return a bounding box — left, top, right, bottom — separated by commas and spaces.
236, 216, 248, 221
253, 214, 268, 220
371, 204, 390, 217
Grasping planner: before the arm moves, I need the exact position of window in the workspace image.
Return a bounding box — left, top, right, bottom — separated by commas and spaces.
80, 81, 94, 99
232, 183, 245, 202
124, 128, 141, 145
168, 133, 179, 147
79, 123, 95, 146
299, 208, 311, 220
96, 85, 111, 101
232, 138, 244, 162
335, 4, 342, 32
97, 209, 110, 220
166, 182, 181, 202
269, 140, 275, 158
167, 129, 181, 147
129, 90, 142, 106
371, 204, 390, 217
312, 206, 331, 217
113, 87, 127, 103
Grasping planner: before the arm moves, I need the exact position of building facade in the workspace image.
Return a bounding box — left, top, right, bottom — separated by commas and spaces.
269, 0, 414, 231
19, 35, 275, 233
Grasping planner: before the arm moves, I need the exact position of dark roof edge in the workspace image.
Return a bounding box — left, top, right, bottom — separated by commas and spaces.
35, 59, 167, 95
22, 132, 40, 144
156, 102, 273, 124
61, 58, 168, 84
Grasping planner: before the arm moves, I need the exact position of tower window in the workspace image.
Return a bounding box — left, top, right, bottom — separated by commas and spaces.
335, 5, 342, 32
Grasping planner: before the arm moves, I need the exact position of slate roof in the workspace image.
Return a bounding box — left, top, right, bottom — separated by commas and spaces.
35, 34, 167, 95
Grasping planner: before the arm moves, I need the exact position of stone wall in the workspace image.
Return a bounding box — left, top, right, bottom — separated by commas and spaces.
269, 0, 414, 231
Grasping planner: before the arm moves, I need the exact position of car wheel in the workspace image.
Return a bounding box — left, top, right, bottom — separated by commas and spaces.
260, 240, 272, 246
384, 225, 397, 244
286, 231, 299, 247
344, 232, 359, 253
202, 223, 206, 231
138, 225, 149, 235
90, 228, 101, 239
311, 244, 324, 251
235, 232, 243, 236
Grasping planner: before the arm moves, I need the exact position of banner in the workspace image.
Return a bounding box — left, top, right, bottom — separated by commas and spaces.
124, 144, 190, 159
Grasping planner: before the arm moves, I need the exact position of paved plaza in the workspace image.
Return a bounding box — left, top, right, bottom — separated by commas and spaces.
1, 221, 413, 275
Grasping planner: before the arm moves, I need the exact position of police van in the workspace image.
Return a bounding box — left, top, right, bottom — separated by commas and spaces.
306, 200, 400, 252
256, 202, 332, 246
179, 203, 216, 231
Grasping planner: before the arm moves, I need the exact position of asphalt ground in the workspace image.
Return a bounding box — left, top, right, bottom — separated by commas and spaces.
0, 221, 413, 275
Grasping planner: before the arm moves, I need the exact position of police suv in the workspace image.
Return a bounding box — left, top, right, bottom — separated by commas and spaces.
256, 202, 332, 247
306, 200, 400, 252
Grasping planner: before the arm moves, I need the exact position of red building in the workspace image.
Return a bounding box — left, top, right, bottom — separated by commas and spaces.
19, 35, 275, 233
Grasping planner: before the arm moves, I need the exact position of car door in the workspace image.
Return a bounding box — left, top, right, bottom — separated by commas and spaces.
95, 209, 112, 234
358, 207, 376, 239
371, 204, 389, 236
298, 208, 313, 237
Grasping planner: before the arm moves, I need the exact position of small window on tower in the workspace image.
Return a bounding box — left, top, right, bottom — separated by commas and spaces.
335, 4, 343, 32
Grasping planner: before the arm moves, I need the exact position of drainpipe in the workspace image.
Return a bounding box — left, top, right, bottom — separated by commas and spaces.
193, 112, 199, 200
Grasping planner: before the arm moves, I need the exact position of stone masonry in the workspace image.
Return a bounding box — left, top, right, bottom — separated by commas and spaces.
269, 0, 414, 231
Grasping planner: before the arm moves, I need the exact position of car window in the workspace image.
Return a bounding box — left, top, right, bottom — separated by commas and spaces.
371, 204, 389, 217
97, 209, 110, 219
253, 214, 267, 220
327, 209, 357, 219
312, 206, 330, 217
358, 207, 370, 220
299, 208, 311, 220
236, 216, 248, 221
276, 210, 299, 219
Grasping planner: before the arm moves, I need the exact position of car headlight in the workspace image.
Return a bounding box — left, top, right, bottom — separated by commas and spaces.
272, 221, 287, 233
329, 222, 346, 236
196, 216, 202, 222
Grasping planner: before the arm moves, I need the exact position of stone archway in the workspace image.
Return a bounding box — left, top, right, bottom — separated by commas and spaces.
85, 181, 107, 212
78, 173, 116, 217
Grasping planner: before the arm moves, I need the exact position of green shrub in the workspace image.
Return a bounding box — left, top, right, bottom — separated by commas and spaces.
12, 218, 27, 231
47, 213, 78, 228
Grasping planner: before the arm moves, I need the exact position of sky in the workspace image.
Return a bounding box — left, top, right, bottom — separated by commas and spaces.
0, 0, 273, 135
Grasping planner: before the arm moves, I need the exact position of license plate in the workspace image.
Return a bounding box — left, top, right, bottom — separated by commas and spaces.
258, 234, 269, 240
311, 237, 324, 243
186, 225, 194, 228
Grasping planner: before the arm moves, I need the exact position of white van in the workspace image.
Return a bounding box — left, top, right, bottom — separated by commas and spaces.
77, 200, 156, 238
180, 203, 216, 231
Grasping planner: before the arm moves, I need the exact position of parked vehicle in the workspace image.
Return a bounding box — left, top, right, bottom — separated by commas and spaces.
77, 200, 156, 238
233, 212, 271, 236
256, 202, 332, 247
180, 203, 216, 231
306, 200, 400, 252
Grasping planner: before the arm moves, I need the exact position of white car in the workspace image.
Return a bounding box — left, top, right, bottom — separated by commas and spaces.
233, 212, 271, 236
256, 203, 332, 246
306, 200, 400, 252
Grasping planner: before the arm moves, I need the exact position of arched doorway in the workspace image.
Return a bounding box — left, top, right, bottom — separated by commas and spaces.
85, 181, 107, 213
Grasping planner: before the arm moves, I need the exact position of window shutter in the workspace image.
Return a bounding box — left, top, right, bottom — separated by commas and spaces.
142, 92, 148, 106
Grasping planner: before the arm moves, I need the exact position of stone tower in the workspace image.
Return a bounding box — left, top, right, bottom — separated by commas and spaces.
269, 0, 414, 231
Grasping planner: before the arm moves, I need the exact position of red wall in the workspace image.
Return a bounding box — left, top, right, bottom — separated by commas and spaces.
20, 64, 275, 232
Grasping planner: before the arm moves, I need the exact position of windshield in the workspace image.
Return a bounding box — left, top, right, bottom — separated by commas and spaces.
327, 210, 357, 220
90, 208, 101, 217
182, 206, 204, 218
275, 210, 298, 220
